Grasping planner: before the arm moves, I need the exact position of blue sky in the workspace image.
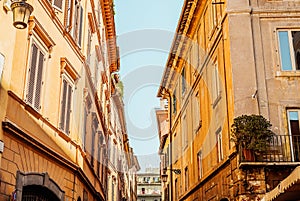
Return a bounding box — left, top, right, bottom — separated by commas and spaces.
115, 0, 184, 172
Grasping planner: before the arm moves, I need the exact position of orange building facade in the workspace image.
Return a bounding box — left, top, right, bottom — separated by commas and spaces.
0, 0, 138, 201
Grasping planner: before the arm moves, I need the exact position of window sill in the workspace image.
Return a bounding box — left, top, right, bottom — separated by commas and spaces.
275, 70, 300, 77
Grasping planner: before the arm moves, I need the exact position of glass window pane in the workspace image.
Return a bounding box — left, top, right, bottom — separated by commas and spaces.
292, 31, 300, 70
289, 111, 299, 121
279, 31, 293, 71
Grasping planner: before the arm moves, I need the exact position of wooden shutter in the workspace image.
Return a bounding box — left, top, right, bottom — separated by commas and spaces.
27, 43, 38, 105
27, 43, 44, 111
83, 108, 87, 150
65, 0, 72, 28
60, 79, 68, 130
34, 50, 45, 110
65, 83, 72, 134
77, 5, 83, 46
60, 79, 72, 134
72, 0, 79, 40
53, 0, 63, 10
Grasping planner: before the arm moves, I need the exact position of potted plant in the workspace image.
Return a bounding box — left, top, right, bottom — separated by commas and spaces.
231, 114, 274, 161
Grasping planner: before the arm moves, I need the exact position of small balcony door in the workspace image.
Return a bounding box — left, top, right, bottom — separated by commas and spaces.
287, 110, 300, 162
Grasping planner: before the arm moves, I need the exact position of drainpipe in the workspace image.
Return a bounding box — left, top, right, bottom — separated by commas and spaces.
164, 88, 173, 201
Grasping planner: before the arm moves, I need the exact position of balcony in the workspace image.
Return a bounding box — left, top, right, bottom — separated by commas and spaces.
239, 135, 300, 164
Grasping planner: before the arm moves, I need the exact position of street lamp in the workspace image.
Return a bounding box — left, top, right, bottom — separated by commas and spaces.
11, 0, 34, 29
161, 174, 168, 183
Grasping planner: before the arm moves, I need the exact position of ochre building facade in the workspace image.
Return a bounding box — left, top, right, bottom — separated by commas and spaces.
158, 0, 300, 201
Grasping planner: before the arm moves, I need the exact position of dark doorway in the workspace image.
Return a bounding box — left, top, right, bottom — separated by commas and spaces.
22, 185, 60, 201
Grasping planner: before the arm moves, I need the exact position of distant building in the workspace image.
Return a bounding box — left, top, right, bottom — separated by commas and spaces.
137, 172, 161, 201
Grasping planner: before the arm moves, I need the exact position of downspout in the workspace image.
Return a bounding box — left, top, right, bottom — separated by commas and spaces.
164, 88, 173, 201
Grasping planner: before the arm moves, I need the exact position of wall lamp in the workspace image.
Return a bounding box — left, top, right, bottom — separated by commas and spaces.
164, 168, 181, 175
11, 0, 34, 29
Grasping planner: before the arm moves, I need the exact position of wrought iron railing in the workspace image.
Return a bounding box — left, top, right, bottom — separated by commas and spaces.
239, 135, 300, 163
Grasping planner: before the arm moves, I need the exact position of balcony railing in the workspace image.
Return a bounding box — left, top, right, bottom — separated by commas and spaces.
239, 135, 300, 163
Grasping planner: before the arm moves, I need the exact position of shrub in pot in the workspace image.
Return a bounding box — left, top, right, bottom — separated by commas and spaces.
231, 114, 274, 161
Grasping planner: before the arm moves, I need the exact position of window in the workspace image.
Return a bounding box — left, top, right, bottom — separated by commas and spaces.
83, 190, 88, 201
212, 61, 220, 104
59, 77, 73, 134
197, 150, 203, 179
71, 0, 83, 46
184, 167, 189, 191
91, 113, 98, 166
49, 0, 63, 10
287, 110, 300, 161
193, 92, 201, 133
172, 92, 177, 114
26, 41, 46, 111
216, 127, 223, 162
181, 68, 186, 95
175, 179, 178, 200
86, 28, 92, 65
278, 30, 300, 71
83, 95, 92, 151
182, 114, 188, 150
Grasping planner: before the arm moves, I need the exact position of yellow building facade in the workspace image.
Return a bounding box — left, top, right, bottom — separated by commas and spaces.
158, 0, 300, 201
0, 0, 138, 201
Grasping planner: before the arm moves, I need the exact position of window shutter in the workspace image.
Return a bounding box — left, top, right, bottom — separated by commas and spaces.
78, 5, 83, 46
60, 80, 67, 130
34, 50, 45, 110
27, 44, 38, 105
65, 83, 72, 134
72, 1, 79, 40
83, 108, 87, 150
53, 0, 63, 10
66, 0, 72, 28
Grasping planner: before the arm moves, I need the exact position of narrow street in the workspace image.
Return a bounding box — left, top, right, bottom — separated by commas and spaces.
0, 1, 300, 201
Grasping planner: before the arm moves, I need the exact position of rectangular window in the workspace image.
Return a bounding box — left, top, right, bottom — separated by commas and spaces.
172, 93, 177, 114
216, 127, 223, 162
59, 77, 73, 134
287, 110, 300, 161
65, 0, 72, 28
86, 28, 92, 66
184, 167, 189, 191
181, 68, 186, 95
197, 150, 203, 179
193, 92, 201, 133
175, 179, 178, 200
278, 30, 300, 71
53, 0, 63, 10
212, 61, 220, 103
182, 114, 188, 150
72, 0, 83, 46
26, 42, 45, 111
49, 0, 63, 10
83, 189, 88, 201
91, 113, 98, 166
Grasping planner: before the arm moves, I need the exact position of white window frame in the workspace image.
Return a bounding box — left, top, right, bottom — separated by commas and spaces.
49, 0, 64, 11
278, 30, 300, 71
212, 60, 221, 105
287, 109, 300, 162
216, 127, 223, 162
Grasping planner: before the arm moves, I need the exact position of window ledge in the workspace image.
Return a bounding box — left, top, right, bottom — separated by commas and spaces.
275, 70, 300, 77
